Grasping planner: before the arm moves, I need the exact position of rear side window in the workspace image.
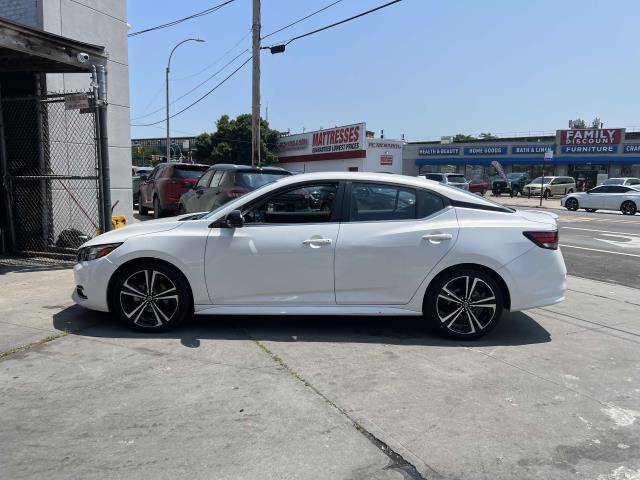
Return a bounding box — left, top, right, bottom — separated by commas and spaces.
417, 190, 446, 218
447, 175, 466, 183
210, 171, 224, 187
236, 172, 290, 189
350, 183, 416, 221
172, 165, 208, 179
424, 174, 442, 181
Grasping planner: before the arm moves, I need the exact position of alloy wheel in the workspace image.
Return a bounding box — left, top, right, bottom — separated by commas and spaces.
436, 275, 496, 336
566, 198, 578, 211
119, 269, 179, 328
621, 201, 637, 216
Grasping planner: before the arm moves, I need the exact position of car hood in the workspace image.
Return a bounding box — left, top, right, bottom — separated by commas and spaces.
81, 216, 188, 247
516, 209, 558, 226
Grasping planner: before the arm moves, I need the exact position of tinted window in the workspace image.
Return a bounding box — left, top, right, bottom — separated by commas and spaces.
628, 179, 640, 185
417, 190, 446, 218
424, 174, 443, 181
531, 177, 552, 184
172, 165, 208, 179
588, 186, 608, 194
350, 183, 416, 222
610, 186, 631, 193
243, 183, 338, 224
447, 175, 467, 183
236, 172, 290, 189
603, 178, 624, 185
196, 170, 214, 188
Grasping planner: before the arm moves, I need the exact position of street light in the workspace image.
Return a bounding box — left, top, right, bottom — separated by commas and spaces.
166, 38, 204, 162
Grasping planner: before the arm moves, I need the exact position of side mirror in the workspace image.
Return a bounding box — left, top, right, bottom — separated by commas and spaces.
184, 181, 194, 189
225, 210, 244, 228
139, 174, 148, 181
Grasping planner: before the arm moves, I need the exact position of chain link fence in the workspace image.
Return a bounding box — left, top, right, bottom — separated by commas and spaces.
1, 92, 102, 258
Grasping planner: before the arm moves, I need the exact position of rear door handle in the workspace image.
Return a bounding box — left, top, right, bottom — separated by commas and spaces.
303, 238, 332, 246
422, 233, 453, 243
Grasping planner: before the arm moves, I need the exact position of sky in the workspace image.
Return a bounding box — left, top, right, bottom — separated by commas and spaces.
128, 0, 640, 141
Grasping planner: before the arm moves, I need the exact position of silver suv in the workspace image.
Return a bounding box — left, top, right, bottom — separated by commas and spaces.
418, 172, 469, 191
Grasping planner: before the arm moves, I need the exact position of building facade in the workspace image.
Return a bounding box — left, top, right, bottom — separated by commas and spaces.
0, 0, 132, 219
405, 128, 640, 189
277, 123, 404, 174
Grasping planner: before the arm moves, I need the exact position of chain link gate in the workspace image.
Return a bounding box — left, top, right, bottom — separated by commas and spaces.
1, 92, 103, 258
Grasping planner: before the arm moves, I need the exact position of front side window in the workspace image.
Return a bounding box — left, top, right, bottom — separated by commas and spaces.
210, 171, 224, 187
196, 170, 214, 188
243, 183, 338, 224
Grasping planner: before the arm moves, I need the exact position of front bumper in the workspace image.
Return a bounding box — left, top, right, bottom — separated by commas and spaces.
72, 258, 115, 312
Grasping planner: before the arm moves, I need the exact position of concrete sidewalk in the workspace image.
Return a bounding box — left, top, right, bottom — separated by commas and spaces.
1, 263, 639, 479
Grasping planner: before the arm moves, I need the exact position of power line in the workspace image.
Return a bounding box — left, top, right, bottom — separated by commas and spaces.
128, 0, 236, 37
131, 49, 249, 121
265, 0, 403, 48
261, 0, 343, 40
131, 56, 252, 127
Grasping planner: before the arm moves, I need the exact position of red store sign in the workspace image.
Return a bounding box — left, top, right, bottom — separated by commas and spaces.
380, 154, 393, 166
559, 128, 623, 145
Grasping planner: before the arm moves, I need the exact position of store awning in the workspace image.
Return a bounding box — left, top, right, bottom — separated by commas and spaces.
0, 17, 106, 73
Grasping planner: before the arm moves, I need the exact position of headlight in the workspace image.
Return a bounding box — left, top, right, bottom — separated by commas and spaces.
77, 243, 122, 262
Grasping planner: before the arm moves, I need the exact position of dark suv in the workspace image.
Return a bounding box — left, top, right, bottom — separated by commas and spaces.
492, 172, 529, 196
138, 163, 208, 218
178, 164, 292, 214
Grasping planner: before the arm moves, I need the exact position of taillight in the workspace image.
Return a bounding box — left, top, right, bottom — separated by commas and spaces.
229, 187, 249, 198
523, 231, 559, 250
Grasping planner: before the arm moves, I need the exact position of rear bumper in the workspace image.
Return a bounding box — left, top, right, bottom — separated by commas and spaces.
498, 246, 567, 311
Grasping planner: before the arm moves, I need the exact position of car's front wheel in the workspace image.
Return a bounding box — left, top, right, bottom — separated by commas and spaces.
621, 200, 637, 216
110, 261, 192, 332
565, 198, 579, 211
425, 269, 503, 340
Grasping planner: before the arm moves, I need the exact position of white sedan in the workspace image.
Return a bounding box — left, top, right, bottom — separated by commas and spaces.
561, 185, 640, 215
73, 172, 566, 340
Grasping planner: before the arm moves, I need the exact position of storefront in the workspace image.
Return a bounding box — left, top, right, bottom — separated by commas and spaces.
405, 128, 640, 187
277, 123, 404, 174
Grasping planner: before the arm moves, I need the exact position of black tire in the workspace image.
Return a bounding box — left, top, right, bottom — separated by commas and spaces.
567, 189, 574, 194
178, 204, 186, 215
153, 196, 165, 219
492, 191, 501, 197
565, 198, 579, 211
139, 201, 149, 215
110, 260, 193, 332
543, 189, 551, 199
621, 200, 637, 216
585, 208, 597, 213
481, 188, 486, 195
424, 268, 504, 340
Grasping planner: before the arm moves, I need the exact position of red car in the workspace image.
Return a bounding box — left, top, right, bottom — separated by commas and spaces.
468, 179, 489, 195
138, 163, 208, 218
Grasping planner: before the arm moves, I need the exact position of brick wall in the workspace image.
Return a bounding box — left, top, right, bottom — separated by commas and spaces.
0, 0, 40, 28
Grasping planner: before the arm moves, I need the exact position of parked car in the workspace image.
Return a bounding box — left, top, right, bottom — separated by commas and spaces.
561, 185, 640, 215
418, 172, 469, 191
138, 163, 208, 218
132, 166, 153, 207
178, 164, 292, 214
491, 172, 529, 196
73, 172, 566, 340
468, 179, 489, 195
523, 176, 576, 198
602, 177, 640, 186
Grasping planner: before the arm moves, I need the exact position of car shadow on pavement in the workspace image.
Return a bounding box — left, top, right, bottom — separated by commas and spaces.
52, 306, 551, 348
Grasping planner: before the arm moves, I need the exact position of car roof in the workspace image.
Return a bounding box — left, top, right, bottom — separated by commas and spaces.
205, 163, 289, 172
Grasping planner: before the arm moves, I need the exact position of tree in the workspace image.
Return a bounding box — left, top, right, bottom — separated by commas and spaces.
568, 118, 587, 129
453, 134, 475, 142
132, 145, 161, 165
479, 132, 498, 140
194, 114, 281, 164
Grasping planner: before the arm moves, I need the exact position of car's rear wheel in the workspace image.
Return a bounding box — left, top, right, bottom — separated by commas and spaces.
621, 200, 637, 216
138, 197, 149, 215
543, 189, 551, 199
565, 198, 579, 211
110, 261, 192, 332
585, 208, 597, 213
425, 269, 503, 340
153, 196, 166, 219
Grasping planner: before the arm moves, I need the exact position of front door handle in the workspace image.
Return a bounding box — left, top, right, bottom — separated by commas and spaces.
303, 238, 332, 246
422, 233, 453, 243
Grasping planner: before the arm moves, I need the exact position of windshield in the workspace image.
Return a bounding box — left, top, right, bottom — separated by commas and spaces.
447, 175, 467, 183
603, 178, 624, 185
530, 177, 552, 184
507, 173, 524, 179
236, 172, 290, 189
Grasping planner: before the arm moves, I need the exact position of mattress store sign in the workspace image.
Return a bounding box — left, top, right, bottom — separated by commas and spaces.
277, 123, 366, 162
559, 128, 623, 145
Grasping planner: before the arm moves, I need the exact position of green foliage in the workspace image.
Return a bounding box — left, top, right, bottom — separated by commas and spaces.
478, 132, 498, 139
194, 114, 280, 165
131, 145, 161, 166
453, 134, 475, 142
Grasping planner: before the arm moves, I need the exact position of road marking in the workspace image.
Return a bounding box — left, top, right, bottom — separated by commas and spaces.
596, 234, 640, 249
560, 244, 640, 258
562, 227, 640, 237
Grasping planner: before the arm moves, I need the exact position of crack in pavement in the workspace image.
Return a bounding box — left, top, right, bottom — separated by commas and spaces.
247, 333, 440, 480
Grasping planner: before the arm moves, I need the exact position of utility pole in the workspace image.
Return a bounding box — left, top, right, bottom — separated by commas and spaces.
251, 0, 261, 167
